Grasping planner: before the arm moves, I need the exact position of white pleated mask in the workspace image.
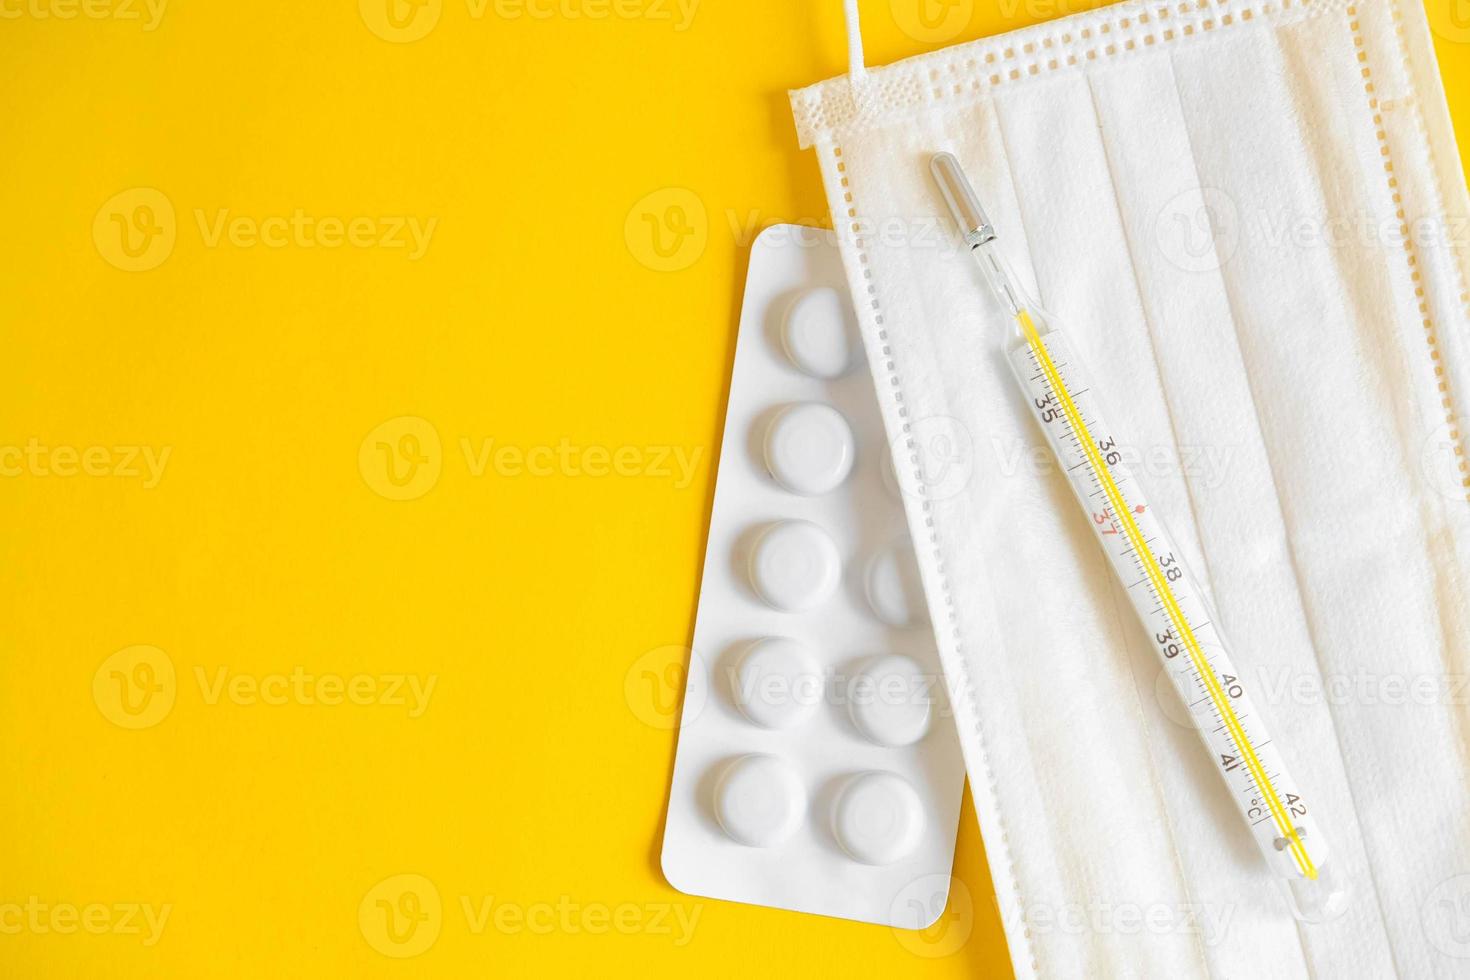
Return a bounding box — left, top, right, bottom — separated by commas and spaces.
791, 0, 1470, 976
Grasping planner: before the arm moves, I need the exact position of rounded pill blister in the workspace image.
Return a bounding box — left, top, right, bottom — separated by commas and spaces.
864, 541, 930, 629
847, 653, 933, 747
660, 229, 969, 924
763, 403, 856, 497
831, 770, 925, 866
733, 637, 823, 730
748, 520, 840, 612
781, 286, 858, 379
713, 754, 806, 848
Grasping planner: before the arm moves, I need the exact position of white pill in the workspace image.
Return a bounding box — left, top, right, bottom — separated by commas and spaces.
832, 770, 925, 865
763, 403, 856, 497
781, 286, 858, 379
847, 654, 933, 747
864, 541, 930, 629
733, 637, 823, 730
713, 754, 806, 848
748, 520, 840, 612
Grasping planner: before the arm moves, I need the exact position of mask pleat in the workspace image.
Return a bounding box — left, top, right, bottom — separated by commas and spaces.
1175, 17, 1470, 976
1085, 47, 1328, 978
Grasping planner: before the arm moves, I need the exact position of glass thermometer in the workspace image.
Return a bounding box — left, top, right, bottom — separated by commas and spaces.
930, 152, 1349, 922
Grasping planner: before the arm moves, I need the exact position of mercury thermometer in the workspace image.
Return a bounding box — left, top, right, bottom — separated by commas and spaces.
930, 152, 1349, 922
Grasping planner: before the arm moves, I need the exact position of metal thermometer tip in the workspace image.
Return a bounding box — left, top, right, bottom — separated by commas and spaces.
930, 153, 995, 248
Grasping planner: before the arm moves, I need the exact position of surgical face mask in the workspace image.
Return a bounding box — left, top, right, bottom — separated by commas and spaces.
790, 0, 1470, 977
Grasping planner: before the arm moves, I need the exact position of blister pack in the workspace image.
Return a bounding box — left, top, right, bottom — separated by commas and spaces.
660, 225, 966, 927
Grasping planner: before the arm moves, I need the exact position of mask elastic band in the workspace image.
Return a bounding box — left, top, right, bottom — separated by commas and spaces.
843, 0, 867, 86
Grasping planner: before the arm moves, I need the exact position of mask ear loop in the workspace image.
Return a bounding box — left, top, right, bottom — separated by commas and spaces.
843, 0, 868, 89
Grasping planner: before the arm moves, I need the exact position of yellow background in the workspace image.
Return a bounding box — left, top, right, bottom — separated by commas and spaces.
1, 0, 1466, 976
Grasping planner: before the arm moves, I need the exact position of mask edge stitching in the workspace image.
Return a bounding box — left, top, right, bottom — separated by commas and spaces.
791, 0, 1348, 150
1349, 5, 1470, 748
1367, 0, 1470, 505
1361, 1, 1470, 962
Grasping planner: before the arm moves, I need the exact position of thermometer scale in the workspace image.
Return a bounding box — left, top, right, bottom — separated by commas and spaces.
931, 152, 1349, 921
